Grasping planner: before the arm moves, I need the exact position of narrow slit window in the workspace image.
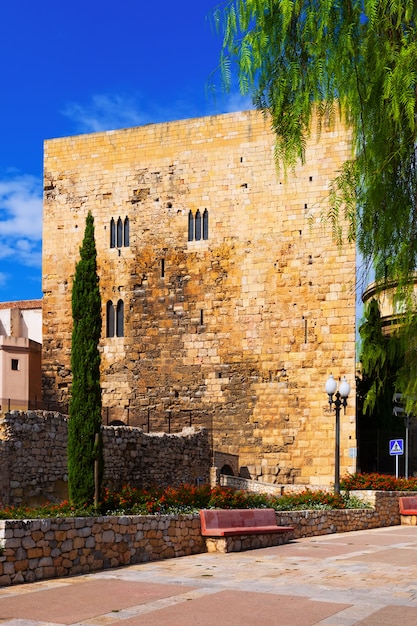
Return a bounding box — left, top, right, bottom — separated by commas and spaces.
116, 299, 124, 337
203, 209, 209, 240
195, 210, 201, 241
188, 211, 194, 241
106, 301, 115, 337
11, 359, 19, 371
161, 258, 165, 278
123, 216, 130, 247
116, 217, 123, 247
110, 218, 115, 248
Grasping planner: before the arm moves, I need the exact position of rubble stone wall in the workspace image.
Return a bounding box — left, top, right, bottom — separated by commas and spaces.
0, 411, 210, 507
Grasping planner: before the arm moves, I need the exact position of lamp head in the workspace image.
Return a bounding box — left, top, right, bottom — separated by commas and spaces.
339, 376, 351, 399
325, 374, 337, 396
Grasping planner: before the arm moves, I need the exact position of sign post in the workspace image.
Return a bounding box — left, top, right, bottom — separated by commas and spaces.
389, 439, 404, 478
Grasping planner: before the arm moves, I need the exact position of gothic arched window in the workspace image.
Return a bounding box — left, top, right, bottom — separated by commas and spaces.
188, 211, 194, 241
195, 210, 201, 241
116, 299, 124, 337
106, 301, 115, 337
110, 219, 116, 248
116, 217, 123, 248
124, 216, 130, 247
203, 209, 209, 240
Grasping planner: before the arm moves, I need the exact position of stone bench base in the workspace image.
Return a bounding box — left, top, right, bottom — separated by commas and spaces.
204, 530, 294, 553
400, 515, 417, 525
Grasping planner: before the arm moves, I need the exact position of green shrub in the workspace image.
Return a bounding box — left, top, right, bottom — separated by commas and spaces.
0, 484, 371, 519
341, 473, 417, 491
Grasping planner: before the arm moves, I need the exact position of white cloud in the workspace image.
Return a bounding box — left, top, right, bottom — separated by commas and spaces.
222, 92, 254, 113
0, 175, 43, 268
62, 91, 255, 135
62, 94, 153, 133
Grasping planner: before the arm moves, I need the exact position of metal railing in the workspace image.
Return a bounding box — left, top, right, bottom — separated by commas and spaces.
0, 399, 212, 438
0, 397, 68, 414
102, 405, 209, 433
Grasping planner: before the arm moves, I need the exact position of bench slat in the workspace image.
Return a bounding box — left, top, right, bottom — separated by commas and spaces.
207, 526, 293, 537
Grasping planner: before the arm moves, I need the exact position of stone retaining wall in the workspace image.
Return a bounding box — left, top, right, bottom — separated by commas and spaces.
0, 490, 412, 587
0, 411, 211, 507
276, 491, 408, 538
0, 514, 205, 586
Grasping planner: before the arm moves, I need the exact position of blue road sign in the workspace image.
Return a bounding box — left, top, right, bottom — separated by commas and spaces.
389, 439, 404, 455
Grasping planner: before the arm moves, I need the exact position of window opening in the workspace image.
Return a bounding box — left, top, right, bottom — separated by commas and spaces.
195, 210, 201, 241
203, 209, 209, 240
188, 211, 194, 241
106, 301, 115, 337
123, 217, 130, 247
110, 218, 115, 248
188, 209, 209, 242
161, 258, 165, 278
116, 218, 123, 247
11, 359, 19, 371
116, 299, 124, 337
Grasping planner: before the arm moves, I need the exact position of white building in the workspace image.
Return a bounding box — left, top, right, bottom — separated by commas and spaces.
0, 300, 42, 412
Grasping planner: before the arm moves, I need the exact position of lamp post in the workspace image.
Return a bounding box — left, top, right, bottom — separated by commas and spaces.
325, 374, 351, 494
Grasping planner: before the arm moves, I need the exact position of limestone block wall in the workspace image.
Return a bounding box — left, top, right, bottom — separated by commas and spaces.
0, 411, 210, 507
42, 109, 356, 487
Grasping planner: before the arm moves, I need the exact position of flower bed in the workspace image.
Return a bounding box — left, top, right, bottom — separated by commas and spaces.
0, 484, 370, 520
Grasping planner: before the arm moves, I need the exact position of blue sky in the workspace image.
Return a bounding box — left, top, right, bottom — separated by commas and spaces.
0, 0, 251, 303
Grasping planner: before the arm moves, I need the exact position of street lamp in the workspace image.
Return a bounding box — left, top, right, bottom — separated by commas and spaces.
325, 374, 351, 494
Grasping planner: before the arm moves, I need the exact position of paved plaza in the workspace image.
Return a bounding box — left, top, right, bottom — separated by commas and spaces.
0, 525, 416, 625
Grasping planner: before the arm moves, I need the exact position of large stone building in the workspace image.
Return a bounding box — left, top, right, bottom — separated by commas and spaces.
42, 109, 356, 486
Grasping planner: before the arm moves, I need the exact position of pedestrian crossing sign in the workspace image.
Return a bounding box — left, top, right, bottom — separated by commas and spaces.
389, 439, 404, 455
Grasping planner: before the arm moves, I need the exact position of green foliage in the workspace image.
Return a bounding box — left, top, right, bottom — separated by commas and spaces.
213, 0, 417, 316
68, 212, 103, 506
359, 299, 403, 422
359, 297, 417, 418
0, 484, 371, 519
0, 500, 91, 520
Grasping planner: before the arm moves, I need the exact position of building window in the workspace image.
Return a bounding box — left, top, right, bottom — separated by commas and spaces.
117, 217, 123, 248
106, 299, 124, 337
106, 301, 115, 337
188, 209, 208, 242
123, 217, 129, 247
110, 216, 130, 248
11, 359, 19, 371
110, 218, 116, 248
203, 209, 209, 240
195, 210, 201, 241
116, 299, 124, 337
188, 211, 194, 241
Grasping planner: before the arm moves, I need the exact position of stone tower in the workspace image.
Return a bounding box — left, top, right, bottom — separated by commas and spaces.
42, 109, 356, 486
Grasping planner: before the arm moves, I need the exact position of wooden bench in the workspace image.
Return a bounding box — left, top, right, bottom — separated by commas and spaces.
199, 508, 294, 553
399, 496, 417, 525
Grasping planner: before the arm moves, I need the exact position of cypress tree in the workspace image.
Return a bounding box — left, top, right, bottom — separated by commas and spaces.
68, 211, 103, 506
